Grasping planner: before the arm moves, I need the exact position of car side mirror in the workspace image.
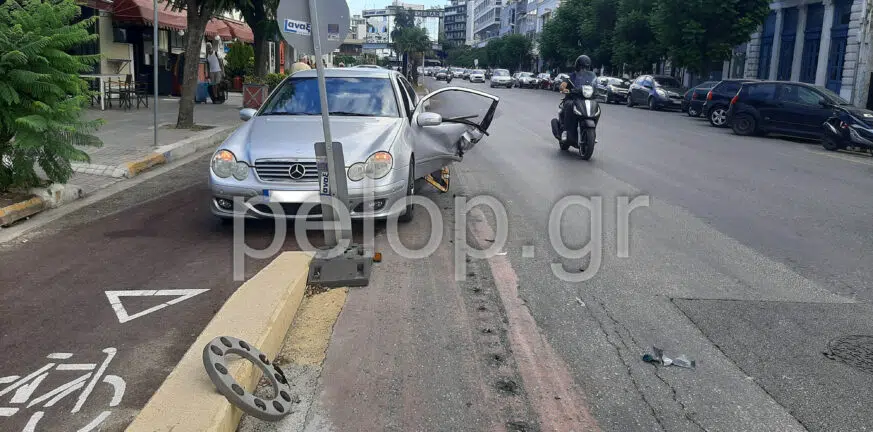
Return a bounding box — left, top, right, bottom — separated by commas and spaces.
819, 100, 833, 108
239, 108, 257, 121
417, 112, 442, 127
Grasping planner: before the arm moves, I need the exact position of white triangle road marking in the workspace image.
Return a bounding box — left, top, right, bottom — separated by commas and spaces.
104, 289, 210, 323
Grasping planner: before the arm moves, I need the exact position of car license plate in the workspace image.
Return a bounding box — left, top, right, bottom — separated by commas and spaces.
267, 190, 319, 203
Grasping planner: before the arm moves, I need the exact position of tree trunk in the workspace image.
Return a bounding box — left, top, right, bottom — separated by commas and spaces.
242, 2, 268, 77
176, 1, 212, 129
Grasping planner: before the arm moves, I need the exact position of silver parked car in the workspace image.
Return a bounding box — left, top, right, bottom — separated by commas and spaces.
489, 69, 512, 88
469, 69, 486, 83
210, 68, 500, 222
512, 72, 539, 88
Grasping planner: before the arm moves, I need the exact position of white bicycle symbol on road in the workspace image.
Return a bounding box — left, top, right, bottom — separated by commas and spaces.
0, 347, 125, 432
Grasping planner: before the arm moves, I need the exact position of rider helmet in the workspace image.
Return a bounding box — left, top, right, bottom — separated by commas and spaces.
574, 55, 591, 72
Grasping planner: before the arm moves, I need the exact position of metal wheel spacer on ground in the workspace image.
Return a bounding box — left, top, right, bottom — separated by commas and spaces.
203, 336, 294, 421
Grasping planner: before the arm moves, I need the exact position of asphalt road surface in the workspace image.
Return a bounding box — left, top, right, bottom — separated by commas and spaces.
423, 77, 873, 431
2, 77, 873, 431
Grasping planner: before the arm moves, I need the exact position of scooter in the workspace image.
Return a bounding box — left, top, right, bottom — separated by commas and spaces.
822, 105, 873, 155
446, 73, 453, 84
550, 77, 601, 160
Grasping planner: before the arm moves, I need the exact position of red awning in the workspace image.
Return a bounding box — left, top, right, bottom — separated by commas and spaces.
220, 19, 254, 43
111, 0, 254, 43
206, 19, 232, 39
112, 0, 186, 32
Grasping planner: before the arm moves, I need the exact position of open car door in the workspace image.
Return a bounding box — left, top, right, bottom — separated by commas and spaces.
410, 87, 499, 178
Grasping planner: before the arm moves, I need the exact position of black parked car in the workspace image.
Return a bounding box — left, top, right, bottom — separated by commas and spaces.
626, 75, 685, 110
728, 81, 852, 138
595, 76, 630, 103
551, 73, 570, 91
702, 79, 757, 127
682, 81, 719, 117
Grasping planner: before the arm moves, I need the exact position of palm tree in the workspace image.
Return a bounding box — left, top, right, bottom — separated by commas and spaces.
393, 26, 431, 85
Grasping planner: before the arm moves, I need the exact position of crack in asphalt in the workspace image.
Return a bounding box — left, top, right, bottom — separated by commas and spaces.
587, 295, 667, 432
668, 298, 812, 432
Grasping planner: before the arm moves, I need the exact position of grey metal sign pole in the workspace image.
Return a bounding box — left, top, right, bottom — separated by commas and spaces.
153, 0, 158, 148
308, 0, 338, 247
277, 0, 350, 248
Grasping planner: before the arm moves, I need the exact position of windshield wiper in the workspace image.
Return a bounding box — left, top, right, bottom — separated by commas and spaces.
328, 111, 372, 117
260, 112, 311, 116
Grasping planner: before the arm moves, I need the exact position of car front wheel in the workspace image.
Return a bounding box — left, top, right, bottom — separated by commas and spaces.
397, 162, 415, 223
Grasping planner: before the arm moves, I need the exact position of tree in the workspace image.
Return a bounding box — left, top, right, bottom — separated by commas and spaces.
653, 0, 770, 74
390, 7, 418, 76
393, 26, 431, 84
500, 34, 532, 71
224, 40, 254, 78
173, 0, 235, 128
539, 0, 584, 71
611, 0, 662, 74
0, 0, 103, 191
236, 0, 278, 78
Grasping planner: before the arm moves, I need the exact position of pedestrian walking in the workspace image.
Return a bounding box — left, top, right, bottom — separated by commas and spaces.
205, 43, 223, 100
290, 55, 311, 75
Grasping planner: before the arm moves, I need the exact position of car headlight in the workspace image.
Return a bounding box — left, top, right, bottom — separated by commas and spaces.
349, 151, 393, 181
656, 89, 666, 98
231, 161, 249, 180
347, 163, 366, 181
582, 85, 594, 98
212, 150, 235, 178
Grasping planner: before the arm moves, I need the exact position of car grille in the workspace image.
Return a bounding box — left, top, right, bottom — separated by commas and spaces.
254, 160, 319, 182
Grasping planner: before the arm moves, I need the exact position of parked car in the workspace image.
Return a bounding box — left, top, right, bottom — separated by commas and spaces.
595, 76, 630, 103
490, 69, 512, 88
626, 75, 685, 110
469, 69, 486, 83
536, 73, 552, 89
728, 81, 852, 139
451, 67, 465, 78
682, 81, 719, 117
211, 68, 499, 223
703, 79, 757, 127
513, 72, 539, 88
551, 73, 570, 91
435, 69, 450, 81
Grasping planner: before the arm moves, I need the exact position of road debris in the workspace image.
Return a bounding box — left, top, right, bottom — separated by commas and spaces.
642, 346, 696, 369
575, 297, 585, 306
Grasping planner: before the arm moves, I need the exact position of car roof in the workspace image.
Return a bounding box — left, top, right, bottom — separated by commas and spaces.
291, 68, 397, 79
652, 75, 678, 80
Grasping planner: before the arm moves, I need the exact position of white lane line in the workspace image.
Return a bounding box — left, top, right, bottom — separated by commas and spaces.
56, 363, 96, 371
0, 407, 19, 416
22, 411, 44, 432
0, 364, 54, 397
27, 374, 90, 408
77, 411, 111, 432
46, 353, 73, 360
105, 289, 210, 323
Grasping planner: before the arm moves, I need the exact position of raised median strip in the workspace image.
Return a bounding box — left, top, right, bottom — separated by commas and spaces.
0, 196, 45, 227
123, 124, 239, 178
126, 251, 313, 432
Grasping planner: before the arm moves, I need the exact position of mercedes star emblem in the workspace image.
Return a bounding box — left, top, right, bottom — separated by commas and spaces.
288, 163, 306, 180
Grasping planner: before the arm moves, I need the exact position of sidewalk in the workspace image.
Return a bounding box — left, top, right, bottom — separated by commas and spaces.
71, 94, 244, 194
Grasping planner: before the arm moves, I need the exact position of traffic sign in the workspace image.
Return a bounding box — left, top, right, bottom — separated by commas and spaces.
276, 0, 350, 55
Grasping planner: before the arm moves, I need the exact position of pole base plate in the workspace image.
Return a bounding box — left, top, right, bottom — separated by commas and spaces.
307, 243, 373, 288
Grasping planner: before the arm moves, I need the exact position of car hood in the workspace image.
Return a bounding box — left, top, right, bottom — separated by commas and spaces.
658, 86, 684, 95
841, 106, 873, 125
492, 76, 510, 81
224, 116, 403, 166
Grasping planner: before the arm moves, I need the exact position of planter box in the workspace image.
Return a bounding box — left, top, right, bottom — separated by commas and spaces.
242, 83, 269, 109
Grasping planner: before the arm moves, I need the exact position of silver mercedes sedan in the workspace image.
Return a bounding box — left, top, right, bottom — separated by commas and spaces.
210, 68, 499, 222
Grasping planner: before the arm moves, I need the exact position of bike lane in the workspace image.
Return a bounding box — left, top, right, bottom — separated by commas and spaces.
0, 161, 315, 431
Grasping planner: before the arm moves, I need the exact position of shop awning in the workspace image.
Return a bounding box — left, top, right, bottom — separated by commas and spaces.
112, 0, 186, 31
111, 0, 254, 43
220, 19, 254, 43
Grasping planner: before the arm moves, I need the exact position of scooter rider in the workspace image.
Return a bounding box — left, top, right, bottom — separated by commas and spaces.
558, 55, 597, 143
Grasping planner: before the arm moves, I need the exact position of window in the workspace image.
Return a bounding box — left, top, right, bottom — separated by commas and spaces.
399, 75, 417, 106
654, 77, 680, 88
719, 81, 742, 95
395, 78, 413, 117
261, 77, 400, 118
745, 83, 777, 101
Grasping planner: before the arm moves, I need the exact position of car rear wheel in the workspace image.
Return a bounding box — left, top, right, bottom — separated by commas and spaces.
709, 106, 728, 127
626, 94, 635, 107
647, 97, 657, 111
822, 135, 842, 151
398, 162, 415, 223
731, 113, 757, 136
687, 106, 699, 117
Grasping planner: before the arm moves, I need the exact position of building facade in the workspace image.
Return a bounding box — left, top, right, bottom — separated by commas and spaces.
471, 0, 502, 46
742, 0, 872, 106
362, 1, 443, 58
444, 0, 468, 47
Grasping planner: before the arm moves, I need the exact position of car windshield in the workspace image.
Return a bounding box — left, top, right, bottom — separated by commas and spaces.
493, 69, 509, 76
606, 78, 625, 86
538, 73, 550, 79
815, 86, 851, 104
654, 77, 681, 88
519, 72, 533, 78
260, 77, 399, 118
473, 70, 485, 74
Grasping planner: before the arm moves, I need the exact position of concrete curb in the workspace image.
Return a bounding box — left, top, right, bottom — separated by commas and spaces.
126, 252, 313, 432
0, 196, 45, 226
122, 124, 238, 178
